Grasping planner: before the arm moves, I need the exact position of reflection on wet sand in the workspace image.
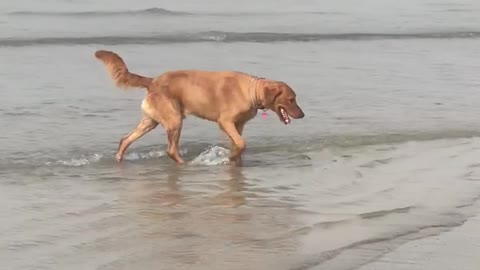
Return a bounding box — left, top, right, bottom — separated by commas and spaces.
126, 166, 248, 208
115, 166, 305, 270
212, 166, 248, 208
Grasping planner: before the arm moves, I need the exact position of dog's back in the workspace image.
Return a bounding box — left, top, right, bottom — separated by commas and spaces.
151, 70, 252, 120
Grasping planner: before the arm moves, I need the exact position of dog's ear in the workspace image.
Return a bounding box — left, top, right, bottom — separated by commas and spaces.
264, 83, 282, 106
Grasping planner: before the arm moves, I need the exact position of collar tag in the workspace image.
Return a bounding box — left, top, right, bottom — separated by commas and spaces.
261, 109, 268, 119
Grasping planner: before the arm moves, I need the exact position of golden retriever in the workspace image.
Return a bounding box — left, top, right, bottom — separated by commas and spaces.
94, 50, 304, 164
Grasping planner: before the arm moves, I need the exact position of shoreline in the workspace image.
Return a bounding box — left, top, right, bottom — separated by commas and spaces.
357, 211, 480, 270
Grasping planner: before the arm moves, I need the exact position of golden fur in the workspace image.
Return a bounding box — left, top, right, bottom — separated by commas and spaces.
94, 50, 304, 164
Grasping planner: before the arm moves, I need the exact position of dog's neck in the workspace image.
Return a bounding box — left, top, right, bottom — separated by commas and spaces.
249, 76, 266, 110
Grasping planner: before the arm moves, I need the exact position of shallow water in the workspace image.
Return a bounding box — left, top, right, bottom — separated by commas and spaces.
2, 0, 480, 269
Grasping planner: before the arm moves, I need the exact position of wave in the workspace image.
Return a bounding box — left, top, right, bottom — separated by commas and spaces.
8, 7, 190, 16
251, 129, 480, 154
2, 31, 480, 47
7, 8, 338, 17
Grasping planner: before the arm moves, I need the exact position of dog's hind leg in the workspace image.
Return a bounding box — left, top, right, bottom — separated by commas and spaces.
143, 94, 185, 165
115, 116, 158, 162
166, 120, 184, 165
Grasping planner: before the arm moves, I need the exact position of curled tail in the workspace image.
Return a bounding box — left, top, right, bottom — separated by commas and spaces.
94, 50, 152, 89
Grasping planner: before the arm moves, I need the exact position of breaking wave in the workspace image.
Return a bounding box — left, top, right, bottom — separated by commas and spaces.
1, 31, 480, 47
7, 8, 339, 17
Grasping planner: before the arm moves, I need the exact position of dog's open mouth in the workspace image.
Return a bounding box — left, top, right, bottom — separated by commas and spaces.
278, 106, 291, 125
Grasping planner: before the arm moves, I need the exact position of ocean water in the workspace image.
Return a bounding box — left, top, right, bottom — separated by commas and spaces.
2, 0, 480, 269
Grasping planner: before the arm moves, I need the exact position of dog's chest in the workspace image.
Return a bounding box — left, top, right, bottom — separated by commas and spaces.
236, 108, 257, 122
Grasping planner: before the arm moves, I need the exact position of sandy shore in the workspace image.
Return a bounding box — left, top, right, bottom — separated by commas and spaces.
357, 212, 480, 270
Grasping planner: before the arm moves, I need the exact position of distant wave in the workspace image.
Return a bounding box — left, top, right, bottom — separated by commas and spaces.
8, 7, 190, 16
1, 31, 480, 47
8, 8, 339, 17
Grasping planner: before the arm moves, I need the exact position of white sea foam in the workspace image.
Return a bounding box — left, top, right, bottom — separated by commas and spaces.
190, 145, 231, 166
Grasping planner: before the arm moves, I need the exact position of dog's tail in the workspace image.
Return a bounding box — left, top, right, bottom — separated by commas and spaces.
94, 50, 152, 90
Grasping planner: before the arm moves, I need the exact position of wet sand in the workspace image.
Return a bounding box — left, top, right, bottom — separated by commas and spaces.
2, 138, 480, 270
357, 211, 480, 270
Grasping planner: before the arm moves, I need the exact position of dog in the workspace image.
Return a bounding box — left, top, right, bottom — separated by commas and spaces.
94, 50, 304, 165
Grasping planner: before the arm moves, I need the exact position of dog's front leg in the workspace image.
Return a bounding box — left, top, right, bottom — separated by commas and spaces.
219, 121, 245, 164
231, 121, 246, 164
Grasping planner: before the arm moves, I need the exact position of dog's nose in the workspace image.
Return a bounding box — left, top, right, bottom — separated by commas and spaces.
297, 110, 305, 119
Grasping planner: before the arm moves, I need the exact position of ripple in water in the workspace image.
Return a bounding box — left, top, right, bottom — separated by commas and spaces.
44, 146, 230, 167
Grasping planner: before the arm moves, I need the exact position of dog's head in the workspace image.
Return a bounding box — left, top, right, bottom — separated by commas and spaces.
262, 81, 305, 125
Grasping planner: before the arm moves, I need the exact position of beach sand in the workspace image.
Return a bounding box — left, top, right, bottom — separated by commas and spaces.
357, 212, 480, 270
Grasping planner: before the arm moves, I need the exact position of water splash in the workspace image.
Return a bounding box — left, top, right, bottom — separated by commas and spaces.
123, 150, 166, 161
123, 149, 189, 161
44, 146, 232, 167
190, 145, 231, 166
47, 153, 104, 167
